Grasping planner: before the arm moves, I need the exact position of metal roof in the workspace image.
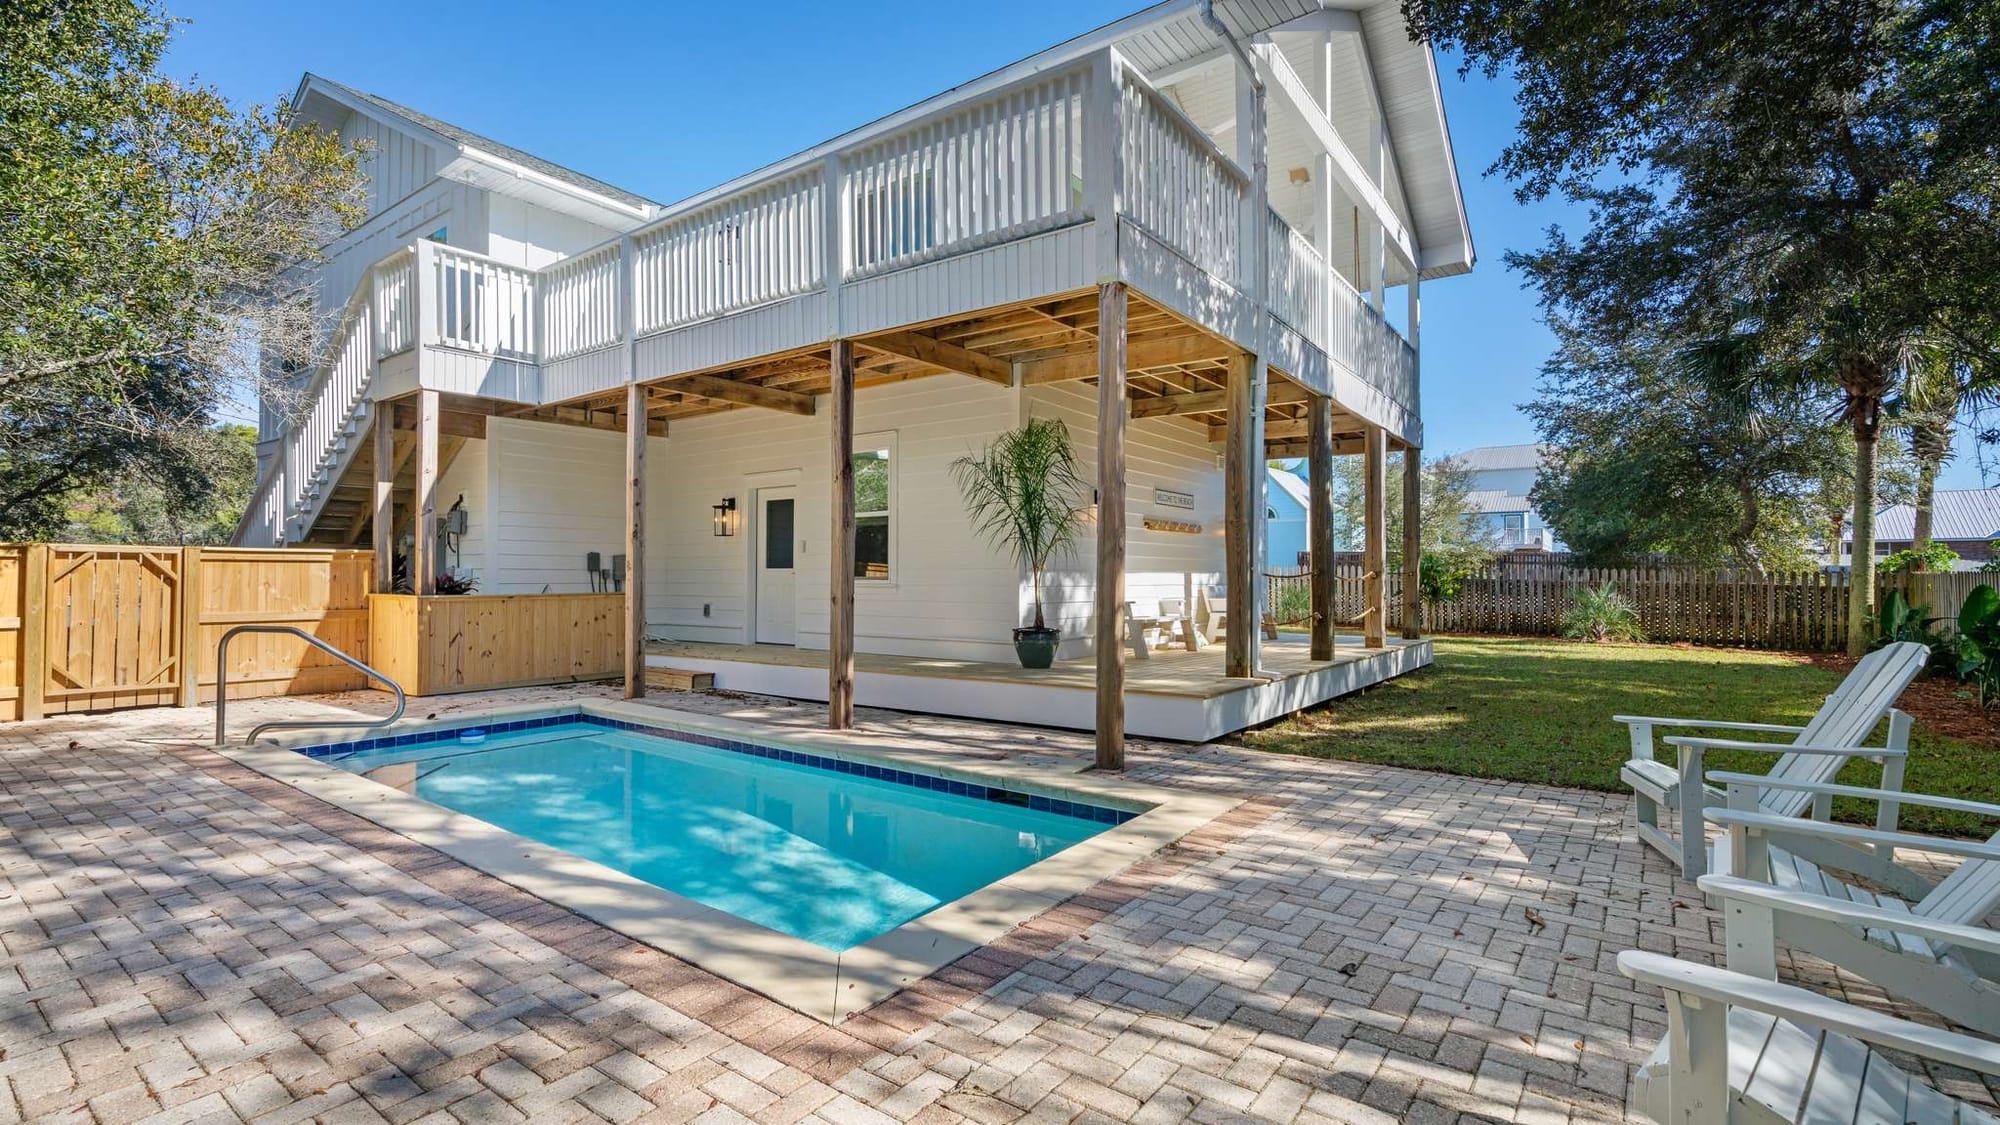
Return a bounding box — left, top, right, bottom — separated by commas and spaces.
1852, 488, 2000, 544
1452, 444, 1547, 473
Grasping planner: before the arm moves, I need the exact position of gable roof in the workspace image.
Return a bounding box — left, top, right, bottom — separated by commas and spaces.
308, 75, 658, 212
1267, 465, 1311, 513
1847, 488, 2000, 544
291, 74, 659, 228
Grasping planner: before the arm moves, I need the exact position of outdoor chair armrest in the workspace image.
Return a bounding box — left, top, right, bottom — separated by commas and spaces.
1617, 952, 2000, 1076
1705, 809, 2000, 863
1698, 876, 2000, 957
1612, 715, 1808, 734
1662, 736, 1904, 758
1707, 773, 1999, 818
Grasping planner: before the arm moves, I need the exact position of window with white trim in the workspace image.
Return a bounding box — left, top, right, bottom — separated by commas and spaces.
853, 441, 893, 580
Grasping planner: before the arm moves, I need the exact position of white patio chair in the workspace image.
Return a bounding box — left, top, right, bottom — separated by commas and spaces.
1702, 776, 2000, 1035
1619, 950, 2000, 1124
1615, 641, 1927, 879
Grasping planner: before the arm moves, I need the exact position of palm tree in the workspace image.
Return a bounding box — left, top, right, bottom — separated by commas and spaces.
950, 418, 1092, 635
1671, 304, 1910, 655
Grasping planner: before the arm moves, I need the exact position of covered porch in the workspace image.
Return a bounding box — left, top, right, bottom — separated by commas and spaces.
647, 633, 1431, 742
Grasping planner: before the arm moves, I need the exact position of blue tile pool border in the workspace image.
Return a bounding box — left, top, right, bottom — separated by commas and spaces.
293, 713, 1138, 827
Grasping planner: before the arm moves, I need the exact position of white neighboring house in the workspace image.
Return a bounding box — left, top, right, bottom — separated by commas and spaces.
1455, 443, 1561, 552
235, 0, 1473, 741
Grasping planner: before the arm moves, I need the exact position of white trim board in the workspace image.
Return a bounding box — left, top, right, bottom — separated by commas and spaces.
648, 640, 1433, 741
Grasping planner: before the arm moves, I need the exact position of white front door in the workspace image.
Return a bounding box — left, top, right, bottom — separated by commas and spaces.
754, 488, 798, 645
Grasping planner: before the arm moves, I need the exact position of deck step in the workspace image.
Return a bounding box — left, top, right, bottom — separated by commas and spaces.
645, 667, 716, 692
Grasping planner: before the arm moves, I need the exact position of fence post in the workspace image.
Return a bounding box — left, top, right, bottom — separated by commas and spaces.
178, 547, 203, 708
21, 544, 48, 721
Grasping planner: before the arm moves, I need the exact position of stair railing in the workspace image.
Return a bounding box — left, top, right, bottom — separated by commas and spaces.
213, 624, 406, 747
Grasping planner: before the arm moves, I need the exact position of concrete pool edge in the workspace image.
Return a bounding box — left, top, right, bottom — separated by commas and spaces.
216, 699, 1244, 1024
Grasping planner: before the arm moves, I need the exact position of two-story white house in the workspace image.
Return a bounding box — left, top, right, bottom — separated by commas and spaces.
237, 0, 1472, 754
1456, 443, 1561, 552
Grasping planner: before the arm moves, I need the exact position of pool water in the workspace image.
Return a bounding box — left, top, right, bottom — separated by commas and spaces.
316, 719, 1122, 950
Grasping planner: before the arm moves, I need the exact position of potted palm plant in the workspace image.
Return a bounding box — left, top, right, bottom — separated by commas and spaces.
951, 418, 1092, 669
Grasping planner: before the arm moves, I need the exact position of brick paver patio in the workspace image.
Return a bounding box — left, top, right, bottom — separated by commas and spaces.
2, 685, 1993, 1123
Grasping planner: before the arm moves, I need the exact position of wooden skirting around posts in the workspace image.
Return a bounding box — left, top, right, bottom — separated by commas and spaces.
1307, 394, 1336, 661
1094, 282, 1128, 770
828, 339, 857, 730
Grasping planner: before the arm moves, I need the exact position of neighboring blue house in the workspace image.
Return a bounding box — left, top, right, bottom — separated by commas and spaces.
1267, 465, 1312, 567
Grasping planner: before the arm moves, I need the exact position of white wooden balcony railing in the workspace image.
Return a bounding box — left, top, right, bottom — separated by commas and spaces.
240, 47, 1417, 546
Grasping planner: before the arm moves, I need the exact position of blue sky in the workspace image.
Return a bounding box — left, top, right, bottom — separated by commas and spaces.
163, 0, 1987, 489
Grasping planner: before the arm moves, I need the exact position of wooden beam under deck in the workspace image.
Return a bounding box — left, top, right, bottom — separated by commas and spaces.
858, 330, 1012, 387
665, 373, 817, 416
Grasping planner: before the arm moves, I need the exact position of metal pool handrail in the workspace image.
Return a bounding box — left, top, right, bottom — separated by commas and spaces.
213, 624, 406, 747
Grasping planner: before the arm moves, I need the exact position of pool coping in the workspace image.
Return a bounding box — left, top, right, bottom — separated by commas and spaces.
216, 699, 1243, 1024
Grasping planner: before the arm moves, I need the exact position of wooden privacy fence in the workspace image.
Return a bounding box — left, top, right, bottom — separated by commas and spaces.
1, 544, 373, 721
368, 593, 623, 696
1265, 563, 1996, 650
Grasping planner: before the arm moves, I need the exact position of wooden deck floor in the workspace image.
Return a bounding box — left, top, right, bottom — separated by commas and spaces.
645, 633, 1420, 700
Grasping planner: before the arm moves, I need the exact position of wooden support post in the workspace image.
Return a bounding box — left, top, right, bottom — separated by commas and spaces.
1363, 424, 1388, 649
177, 547, 203, 708
1307, 395, 1336, 661
21, 543, 48, 721
1094, 282, 1128, 770
828, 339, 857, 730
623, 381, 648, 699
372, 412, 394, 592
414, 388, 439, 596
1224, 351, 1258, 678
1401, 446, 1423, 639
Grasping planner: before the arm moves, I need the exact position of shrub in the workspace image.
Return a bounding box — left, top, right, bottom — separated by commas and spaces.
1561, 582, 1644, 643
1879, 542, 1960, 573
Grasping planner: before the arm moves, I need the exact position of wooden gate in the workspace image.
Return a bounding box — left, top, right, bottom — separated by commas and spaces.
37, 546, 187, 714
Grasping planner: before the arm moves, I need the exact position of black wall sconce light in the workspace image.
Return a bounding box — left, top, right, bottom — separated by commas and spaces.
712, 497, 738, 537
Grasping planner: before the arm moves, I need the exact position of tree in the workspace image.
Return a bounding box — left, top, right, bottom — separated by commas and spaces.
1529, 330, 1858, 569
62, 424, 258, 544
1332, 452, 1497, 589
1404, 0, 2000, 653
1, 0, 364, 539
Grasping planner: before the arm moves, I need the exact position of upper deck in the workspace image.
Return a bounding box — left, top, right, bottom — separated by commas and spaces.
243, 0, 1469, 549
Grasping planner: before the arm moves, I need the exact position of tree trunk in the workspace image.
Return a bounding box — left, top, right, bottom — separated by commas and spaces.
1908, 416, 1949, 567
1845, 397, 1883, 657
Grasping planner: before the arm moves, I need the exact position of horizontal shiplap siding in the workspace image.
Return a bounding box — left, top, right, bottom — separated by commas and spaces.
435, 437, 488, 581
483, 418, 629, 594
645, 376, 1026, 661
1027, 382, 1225, 657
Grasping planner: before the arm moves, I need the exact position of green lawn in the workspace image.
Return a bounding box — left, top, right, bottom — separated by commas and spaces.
1242, 635, 1998, 837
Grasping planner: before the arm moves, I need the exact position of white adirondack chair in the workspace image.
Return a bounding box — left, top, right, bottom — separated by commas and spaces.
1701, 775, 2000, 1035
1619, 950, 2000, 1124
1615, 641, 1927, 879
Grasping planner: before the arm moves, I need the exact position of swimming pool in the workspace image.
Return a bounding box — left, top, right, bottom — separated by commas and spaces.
303, 714, 1133, 950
